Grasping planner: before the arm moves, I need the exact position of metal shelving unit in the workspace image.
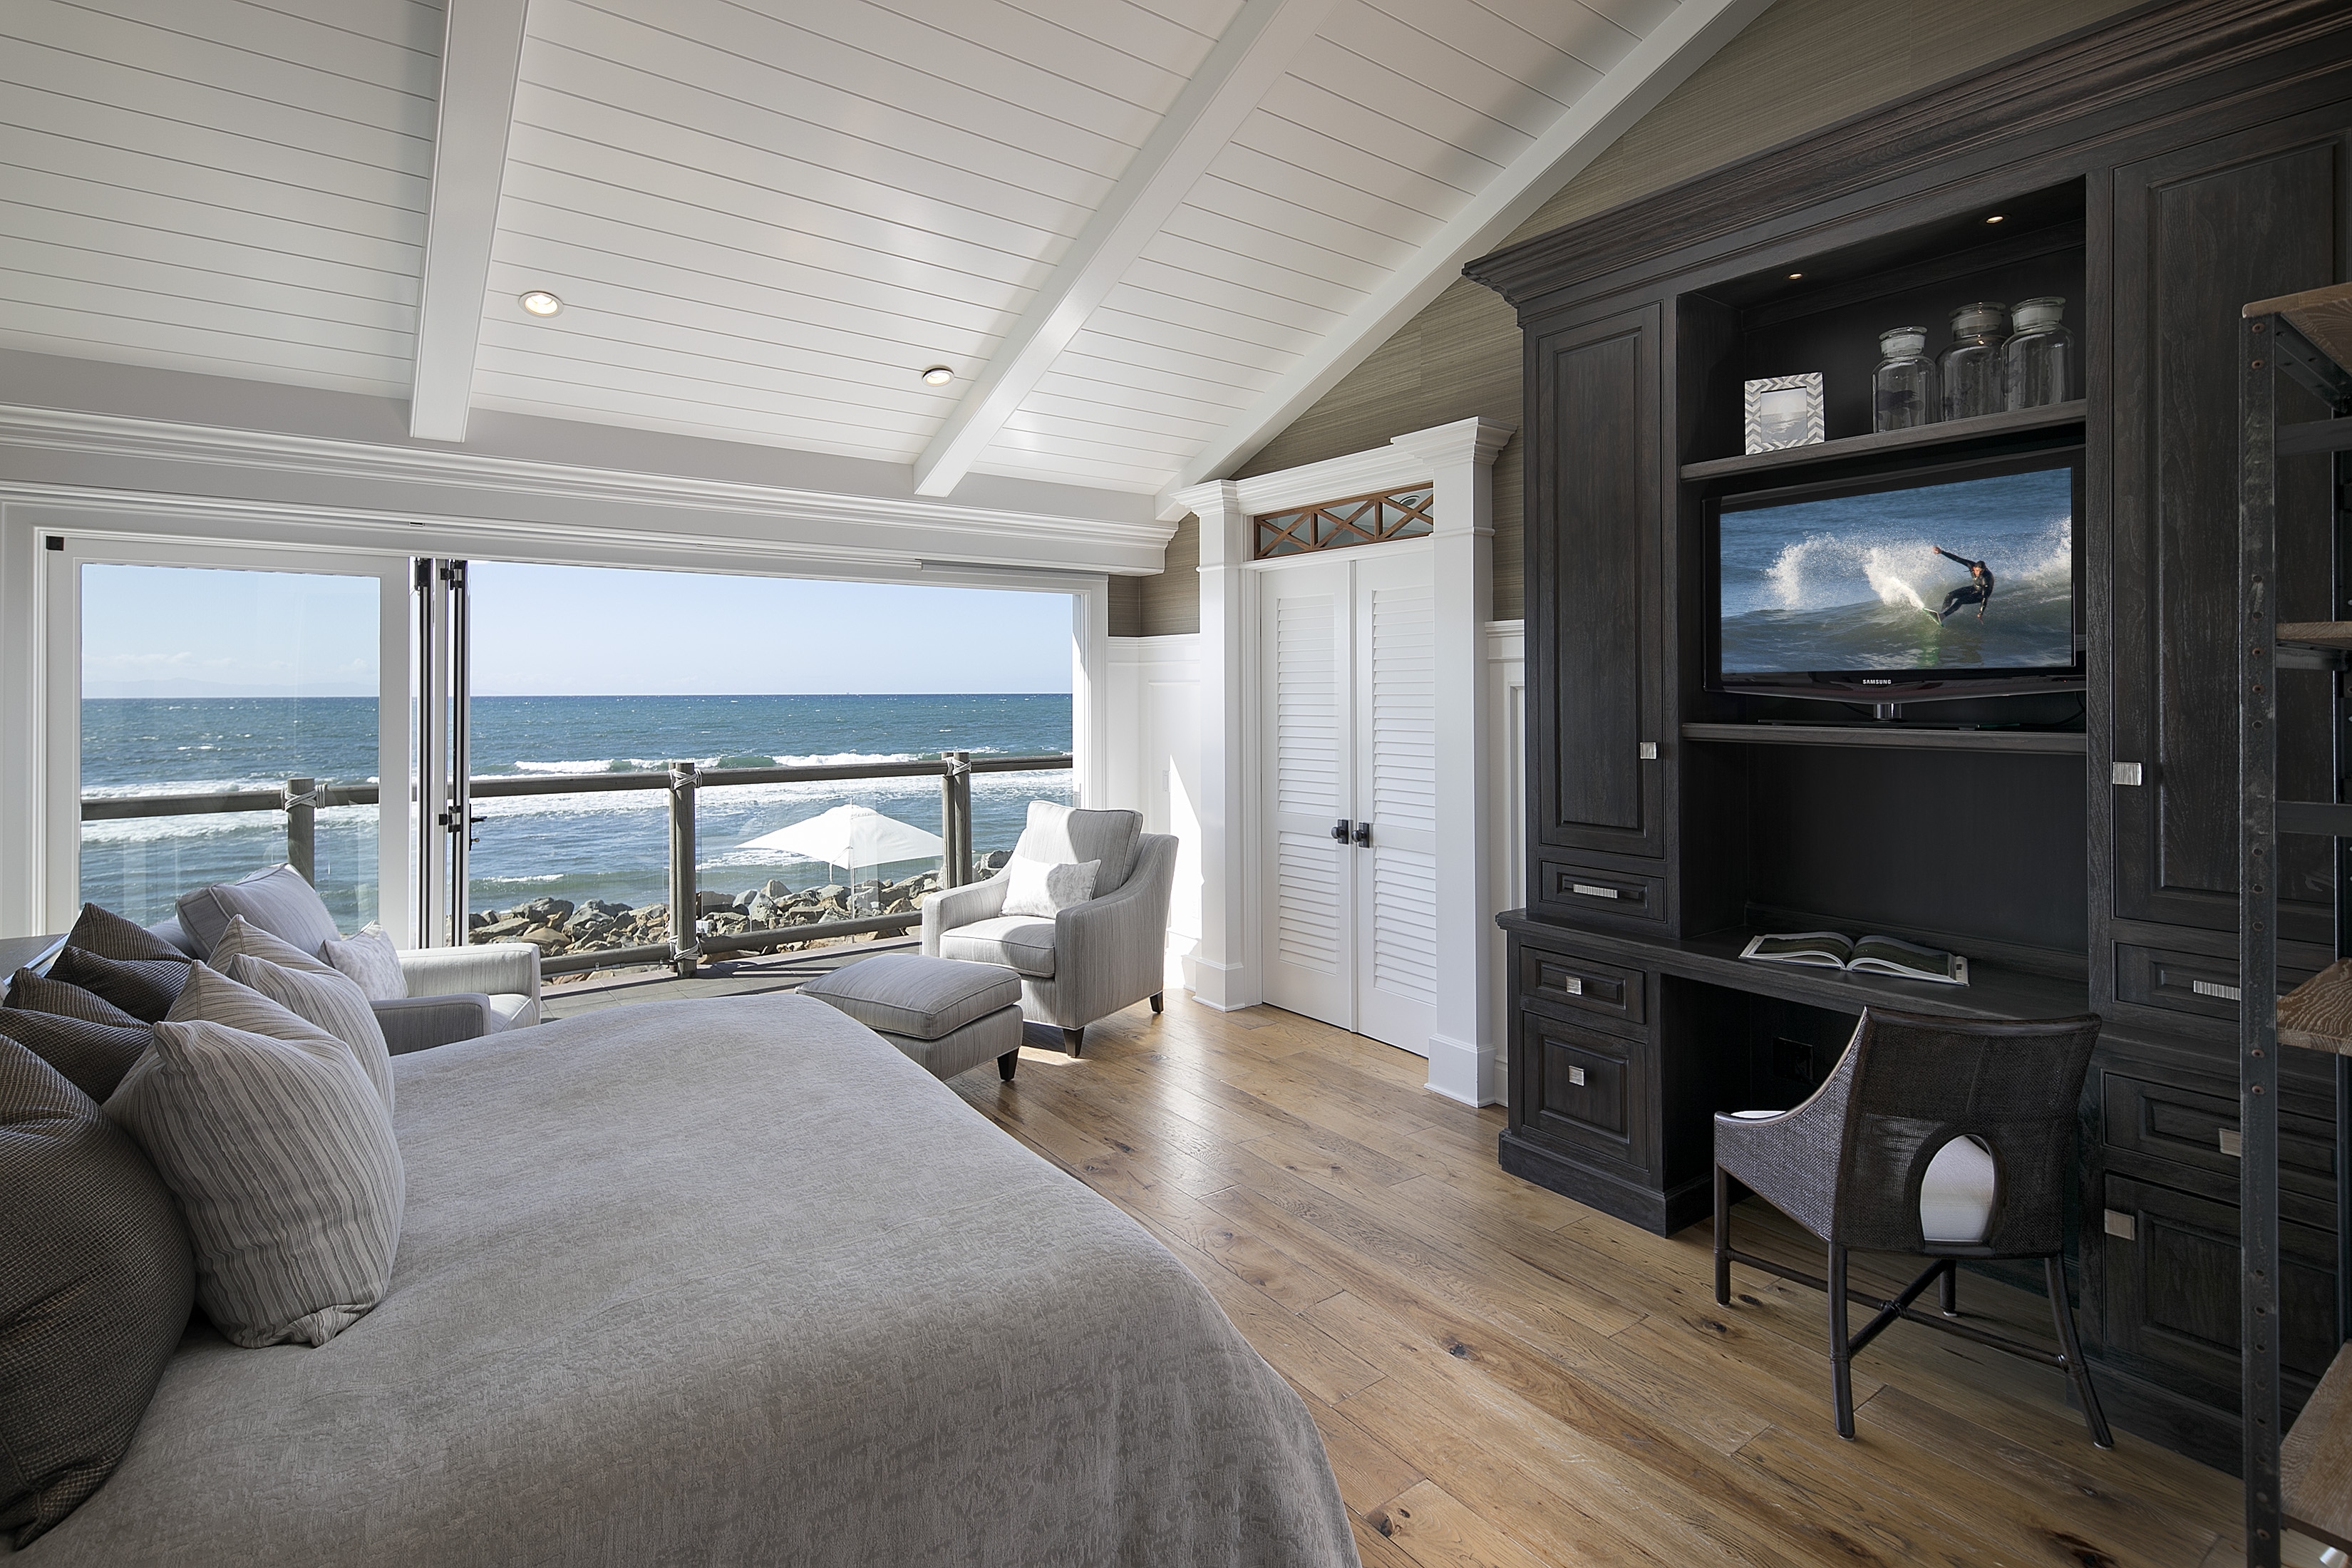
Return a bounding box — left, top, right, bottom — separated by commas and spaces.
2242, 282, 2352, 1568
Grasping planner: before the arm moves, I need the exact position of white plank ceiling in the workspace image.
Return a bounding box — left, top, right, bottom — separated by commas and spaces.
0, 0, 1724, 502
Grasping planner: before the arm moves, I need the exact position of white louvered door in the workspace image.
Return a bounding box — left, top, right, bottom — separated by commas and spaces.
1258, 548, 1438, 1053
1261, 559, 1353, 1026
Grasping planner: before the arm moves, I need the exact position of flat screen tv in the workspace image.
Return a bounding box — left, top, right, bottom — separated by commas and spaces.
1708, 448, 2085, 702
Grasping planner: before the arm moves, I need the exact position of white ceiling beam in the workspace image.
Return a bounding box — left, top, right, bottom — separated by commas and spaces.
911, 0, 1337, 498
408, 0, 532, 443
1154, 0, 1775, 520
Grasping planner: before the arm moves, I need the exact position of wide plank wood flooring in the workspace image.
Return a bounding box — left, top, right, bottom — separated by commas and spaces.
949, 991, 2255, 1568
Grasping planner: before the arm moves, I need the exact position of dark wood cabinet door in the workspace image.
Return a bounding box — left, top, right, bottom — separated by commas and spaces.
2110, 116, 2347, 940
1527, 304, 1664, 862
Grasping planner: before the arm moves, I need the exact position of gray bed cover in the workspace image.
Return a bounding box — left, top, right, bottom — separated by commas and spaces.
21, 994, 1358, 1566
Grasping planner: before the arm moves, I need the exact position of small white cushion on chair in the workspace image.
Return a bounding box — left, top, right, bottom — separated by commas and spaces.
321, 924, 406, 1003
1001, 855, 1098, 919
1919, 1135, 1996, 1244
939, 916, 1058, 978
1725, 1113, 1995, 1244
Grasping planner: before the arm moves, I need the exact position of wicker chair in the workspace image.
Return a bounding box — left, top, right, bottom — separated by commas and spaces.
1712, 1006, 2110, 1446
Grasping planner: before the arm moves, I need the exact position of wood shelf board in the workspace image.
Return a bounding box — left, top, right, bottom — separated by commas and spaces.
1497, 912, 2088, 1025
2247, 280, 2352, 377
2279, 622, 2352, 652
1679, 401, 2087, 482
1680, 721, 2085, 755
2284, 1340, 2352, 1553
2275, 958, 2352, 1058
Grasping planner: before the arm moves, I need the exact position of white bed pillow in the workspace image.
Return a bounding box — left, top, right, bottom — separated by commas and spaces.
105, 1012, 403, 1349
1001, 855, 1099, 919
321, 924, 406, 1004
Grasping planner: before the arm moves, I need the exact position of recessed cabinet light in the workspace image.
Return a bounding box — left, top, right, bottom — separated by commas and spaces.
1788, 272, 1803, 279
519, 290, 563, 316
922, 366, 954, 386
1984, 214, 2006, 224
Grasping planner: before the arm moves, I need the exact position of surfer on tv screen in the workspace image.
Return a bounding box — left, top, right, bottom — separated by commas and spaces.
1929, 545, 1994, 623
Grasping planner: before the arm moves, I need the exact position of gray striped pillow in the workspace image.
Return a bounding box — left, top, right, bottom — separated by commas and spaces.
217, 952, 393, 1113
104, 1015, 403, 1349
210, 915, 341, 979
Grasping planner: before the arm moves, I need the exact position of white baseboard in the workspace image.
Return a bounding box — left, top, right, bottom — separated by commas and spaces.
1424, 1031, 1499, 1106
1185, 954, 1259, 1012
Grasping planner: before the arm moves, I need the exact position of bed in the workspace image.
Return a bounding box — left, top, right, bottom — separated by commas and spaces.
19, 994, 1358, 1566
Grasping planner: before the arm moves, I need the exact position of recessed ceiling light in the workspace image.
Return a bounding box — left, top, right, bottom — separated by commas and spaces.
1984, 214, 2005, 224
921, 365, 954, 386
518, 290, 563, 316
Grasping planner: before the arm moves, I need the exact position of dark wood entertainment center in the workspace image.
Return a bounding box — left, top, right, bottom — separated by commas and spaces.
1465, 0, 2352, 1470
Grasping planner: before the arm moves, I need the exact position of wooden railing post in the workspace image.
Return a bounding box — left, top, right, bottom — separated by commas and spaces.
283, 777, 317, 884
669, 760, 699, 976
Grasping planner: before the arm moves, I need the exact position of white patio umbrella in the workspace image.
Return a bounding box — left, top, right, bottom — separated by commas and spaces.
736, 803, 943, 885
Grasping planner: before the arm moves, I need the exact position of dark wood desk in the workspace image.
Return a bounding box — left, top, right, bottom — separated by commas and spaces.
1495, 911, 2090, 1233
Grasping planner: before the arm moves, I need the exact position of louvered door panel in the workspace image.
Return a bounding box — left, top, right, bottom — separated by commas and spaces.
1261, 560, 1353, 1026
1355, 561, 1438, 1051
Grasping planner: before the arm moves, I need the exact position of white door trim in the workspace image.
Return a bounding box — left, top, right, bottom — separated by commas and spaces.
1172, 415, 1514, 1105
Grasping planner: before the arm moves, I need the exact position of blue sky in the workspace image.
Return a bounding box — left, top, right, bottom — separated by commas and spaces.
80, 562, 1076, 696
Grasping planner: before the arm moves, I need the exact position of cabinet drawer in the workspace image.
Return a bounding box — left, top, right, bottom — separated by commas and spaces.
2101, 1073, 2338, 1197
2113, 943, 2310, 1023
1517, 944, 1646, 1034
1515, 1009, 1651, 1173
1535, 860, 1666, 922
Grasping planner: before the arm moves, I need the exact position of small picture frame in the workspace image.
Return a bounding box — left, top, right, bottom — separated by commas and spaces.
1744, 373, 1825, 454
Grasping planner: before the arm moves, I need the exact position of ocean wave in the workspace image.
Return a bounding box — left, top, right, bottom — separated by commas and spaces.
473, 872, 565, 886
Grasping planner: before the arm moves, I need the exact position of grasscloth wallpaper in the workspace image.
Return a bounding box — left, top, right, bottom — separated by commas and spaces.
1118, 0, 2147, 637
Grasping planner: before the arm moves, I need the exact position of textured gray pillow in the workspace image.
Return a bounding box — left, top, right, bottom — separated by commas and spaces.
321, 924, 406, 1004
0, 1002, 153, 1104
0, 1038, 193, 1549
105, 1013, 402, 1349
217, 952, 394, 1113
64, 903, 190, 964
174, 865, 341, 960
6, 969, 143, 1027
47, 947, 190, 1023
209, 914, 340, 979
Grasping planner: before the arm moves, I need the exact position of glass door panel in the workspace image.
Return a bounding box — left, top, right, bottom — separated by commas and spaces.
48, 546, 409, 939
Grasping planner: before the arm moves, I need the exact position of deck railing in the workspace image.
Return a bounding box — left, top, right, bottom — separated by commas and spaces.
82, 751, 1073, 976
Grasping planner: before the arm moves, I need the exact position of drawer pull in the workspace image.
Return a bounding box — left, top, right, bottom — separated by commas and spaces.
1567, 1066, 1587, 1086
1563, 976, 1584, 996
2220, 1128, 2243, 1157
2103, 1209, 2137, 1241
2192, 979, 2242, 1001
2112, 762, 2144, 785
1570, 882, 1619, 900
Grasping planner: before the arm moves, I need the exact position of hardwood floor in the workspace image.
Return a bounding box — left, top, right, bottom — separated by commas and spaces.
950, 991, 2256, 1568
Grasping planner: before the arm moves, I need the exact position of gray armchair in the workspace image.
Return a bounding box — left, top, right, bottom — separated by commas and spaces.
157, 865, 541, 1054
921, 803, 1176, 1055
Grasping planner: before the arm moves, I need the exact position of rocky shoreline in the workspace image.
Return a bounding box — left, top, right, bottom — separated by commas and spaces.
468, 850, 1015, 959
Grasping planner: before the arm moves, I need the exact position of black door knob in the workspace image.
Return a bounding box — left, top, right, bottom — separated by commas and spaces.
1352, 820, 1373, 847
1331, 817, 1352, 842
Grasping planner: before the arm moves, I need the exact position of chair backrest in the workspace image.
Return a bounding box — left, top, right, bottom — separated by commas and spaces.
1832, 1006, 2102, 1257
1011, 801, 1143, 894
174, 864, 340, 960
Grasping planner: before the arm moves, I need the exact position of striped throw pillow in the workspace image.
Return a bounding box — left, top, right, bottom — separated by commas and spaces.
217, 953, 393, 1113
105, 1014, 402, 1349
209, 915, 341, 979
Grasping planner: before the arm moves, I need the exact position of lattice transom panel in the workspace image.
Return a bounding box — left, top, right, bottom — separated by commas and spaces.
1254, 486, 1435, 559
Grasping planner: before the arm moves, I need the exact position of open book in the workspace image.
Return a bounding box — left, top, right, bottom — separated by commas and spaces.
1738, 931, 1969, 986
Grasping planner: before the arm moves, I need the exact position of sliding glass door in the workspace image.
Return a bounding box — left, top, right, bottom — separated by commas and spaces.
43, 538, 411, 940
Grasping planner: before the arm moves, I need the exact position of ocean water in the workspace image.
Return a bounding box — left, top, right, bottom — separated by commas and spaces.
78, 693, 1075, 929
1719, 468, 2075, 675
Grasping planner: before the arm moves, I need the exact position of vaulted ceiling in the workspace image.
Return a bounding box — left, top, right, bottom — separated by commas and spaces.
0, 0, 1760, 515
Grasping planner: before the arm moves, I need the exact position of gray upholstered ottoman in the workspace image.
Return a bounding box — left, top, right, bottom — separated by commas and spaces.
800, 954, 1026, 1082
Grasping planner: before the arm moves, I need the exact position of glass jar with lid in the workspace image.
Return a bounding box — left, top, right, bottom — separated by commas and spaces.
1939, 301, 2009, 421
1872, 326, 1939, 431
2003, 296, 2073, 409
